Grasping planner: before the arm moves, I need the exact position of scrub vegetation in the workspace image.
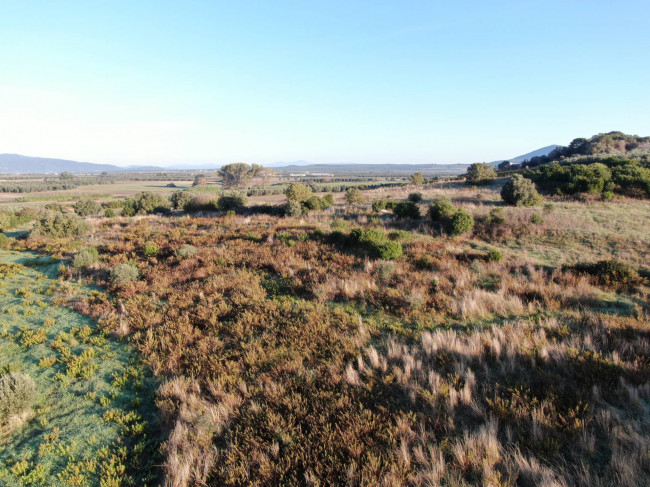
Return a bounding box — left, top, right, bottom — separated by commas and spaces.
0, 131, 649, 486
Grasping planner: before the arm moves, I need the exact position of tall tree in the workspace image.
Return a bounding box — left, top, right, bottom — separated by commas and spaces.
218, 163, 264, 188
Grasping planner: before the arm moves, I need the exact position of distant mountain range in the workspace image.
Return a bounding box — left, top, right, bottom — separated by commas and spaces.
0, 154, 164, 174
0, 145, 560, 174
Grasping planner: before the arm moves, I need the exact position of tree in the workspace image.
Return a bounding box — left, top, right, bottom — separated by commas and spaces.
218, 163, 264, 188
501, 175, 543, 206
284, 183, 313, 203
497, 161, 511, 172
345, 188, 365, 205
410, 172, 424, 185
465, 163, 496, 185
193, 175, 207, 186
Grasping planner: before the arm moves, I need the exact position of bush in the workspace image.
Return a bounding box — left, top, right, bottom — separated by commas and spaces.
73, 199, 101, 217
530, 214, 544, 224
410, 172, 424, 185
183, 195, 218, 213
170, 190, 194, 210
110, 263, 139, 285
0, 234, 8, 249
104, 208, 116, 218
601, 191, 614, 201
372, 199, 387, 212
285, 183, 312, 203
285, 200, 304, 217
428, 196, 456, 221
567, 260, 638, 287
73, 248, 99, 270
144, 243, 159, 257
486, 249, 503, 262
345, 188, 365, 205
0, 372, 37, 423
322, 194, 335, 207
123, 192, 171, 215
375, 261, 395, 281
218, 194, 247, 211
376, 240, 403, 260
304, 196, 331, 211
347, 228, 403, 260
446, 209, 474, 236
388, 230, 413, 242
501, 175, 543, 207
32, 212, 90, 238
392, 201, 420, 219
408, 192, 423, 203
176, 244, 198, 258
465, 163, 496, 185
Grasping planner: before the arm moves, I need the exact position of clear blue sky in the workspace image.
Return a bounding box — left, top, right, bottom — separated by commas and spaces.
1, 0, 649, 166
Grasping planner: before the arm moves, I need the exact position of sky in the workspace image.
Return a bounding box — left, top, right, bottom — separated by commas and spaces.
1, 0, 649, 167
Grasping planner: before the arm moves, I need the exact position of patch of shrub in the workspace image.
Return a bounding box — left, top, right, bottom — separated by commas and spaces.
501, 175, 543, 207
392, 201, 420, 219
372, 199, 387, 212
465, 162, 496, 185
176, 244, 198, 258
285, 200, 304, 217
347, 228, 403, 260
123, 192, 171, 215
218, 194, 247, 211
144, 243, 159, 257
486, 248, 503, 262
183, 195, 218, 213
0, 372, 37, 423
388, 230, 413, 242
407, 192, 422, 203
446, 209, 474, 236
428, 196, 456, 221
566, 260, 639, 287
170, 190, 194, 210
32, 212, 90, 238
104, 208, 116, 218
601, 191, 614, 201
0, 234, 8, 249
73, 199, 101, 217
345, 188, 365, 205
285, 183, 312, 203
73, 248, 99, 270
110, 263, 139, 285
530, 214, 544, 224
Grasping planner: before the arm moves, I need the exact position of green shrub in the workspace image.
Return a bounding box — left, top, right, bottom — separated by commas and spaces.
170, 190, 194, 210
123, 192, 171, 215
485, 207, 505, 225
375, 261, 395, 281
285, 200, 304, 217
284, 183, 312, 203
304, 196, 331, 210
110, 263, 139, 285
104, 208, 116, 218
0, 372, 37, 423
410, 172, 424, 185
176, 244, 198, 258
32, 212, 90, 238
466, 162, 496, 185
567, 260, 638, 287
486, 248, 503, 262
601, 191, 614, 201
73, 199, 101, 217
183, 195, 218, 213
372, 199, 387, 212
392, 201, 420, 219
446, 209, 474, 236
73, 248, 98, 270
428, 196, 456, 221
218, 194, 247, 211
143, 243, 159, 257
376, 241, 403, 260
345, 188, 365, 205
0, 234, 8, 249
530, 214, 544, 224
501, 175, 543, 207
388, 230, 413, 242
322, 194, 335, 207
408, 192, 422, 203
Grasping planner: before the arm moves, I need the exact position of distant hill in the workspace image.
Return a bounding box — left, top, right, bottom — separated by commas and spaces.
506, 145, 561, 165
0, 154, 164, 174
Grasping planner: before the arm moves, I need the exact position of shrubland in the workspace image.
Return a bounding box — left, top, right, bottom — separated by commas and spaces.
2, 149, 649, 486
